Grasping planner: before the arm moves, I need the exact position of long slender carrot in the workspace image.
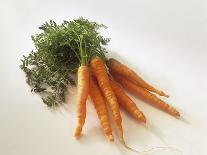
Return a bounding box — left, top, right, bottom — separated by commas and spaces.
75, 66, 90, 139
109, 78, 146, 123
90, 58, 167, 153
107, 58, 169, 97
111, 71, 180, 117
90, 57, 125, 142
89, 75, 114, 141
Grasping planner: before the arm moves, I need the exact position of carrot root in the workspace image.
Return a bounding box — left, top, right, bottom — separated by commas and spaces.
111, 71, 180, 117
90, 57, 124, 141
107, 58, 169, 98
90, 75, 114, 141
75, 66, 90, 139
109, 78, 146, 123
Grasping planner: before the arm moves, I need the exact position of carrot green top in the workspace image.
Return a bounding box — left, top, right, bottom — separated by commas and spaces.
20, 17, 109, 107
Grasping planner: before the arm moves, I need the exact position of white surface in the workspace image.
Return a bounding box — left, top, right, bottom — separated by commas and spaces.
0, 0, 207, 155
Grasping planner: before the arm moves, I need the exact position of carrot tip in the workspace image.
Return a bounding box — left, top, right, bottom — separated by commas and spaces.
176, 112, 181, 118
75, 134, 81, 139
160, 91, 169, 98
170, 110, 180, 118
75, 128, 82, 139
108, 135, 114, 142
143, 123, 148, 128
164, 94, 170, 98
141, 117, 147, 123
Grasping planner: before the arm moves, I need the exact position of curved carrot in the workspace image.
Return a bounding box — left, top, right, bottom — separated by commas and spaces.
107, 58, 169, 97
109, 79, 146, 123
75, 66, 90, 139
111, 71, 180, 117
90, 75, 114, 141
90, 57, 124, 141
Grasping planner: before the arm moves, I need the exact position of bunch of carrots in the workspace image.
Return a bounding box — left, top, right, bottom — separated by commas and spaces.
21, 18, 181, 153
75, 56, 180, 145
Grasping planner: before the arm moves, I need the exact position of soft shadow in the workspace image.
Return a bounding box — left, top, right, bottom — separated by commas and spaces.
89, 128, 134, 155
77, 115, 151, 155
47, 105, 65, 116
115, 140, 136, 155
145, 121, 183, 155
179, 115, 191, 125
77, 126, 107, 144
146, 121, 167, 145
76, 126, 127, 155
61, 101, 73, 114
46, 85, 77, 117
175, 107, 192, 125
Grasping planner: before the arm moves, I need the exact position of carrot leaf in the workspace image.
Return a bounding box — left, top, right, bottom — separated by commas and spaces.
20, 17, 109, 107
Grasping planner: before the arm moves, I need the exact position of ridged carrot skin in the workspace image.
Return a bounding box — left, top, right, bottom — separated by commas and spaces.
107, 58, 169, 98
90, 57, 125, 142
75, 66, 90, 139
110, 79, 146, 123
90, 75, 114, 141
111, 71, 180, 117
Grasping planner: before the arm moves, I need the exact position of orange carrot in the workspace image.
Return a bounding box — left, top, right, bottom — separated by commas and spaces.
90, 57, 125, 142
107, 58, 169, 97
109, 78, 146, 123
90, 58, 176, 154
111, 71, 180, 117
75, 66, 90, 139
89, 75, 114, 141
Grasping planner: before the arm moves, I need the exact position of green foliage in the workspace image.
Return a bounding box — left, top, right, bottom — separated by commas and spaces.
20, 17, 110, 107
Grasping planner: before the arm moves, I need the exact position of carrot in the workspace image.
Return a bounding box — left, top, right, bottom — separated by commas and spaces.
90, 58, 174, 153
90, 57, 125, 142
75, 66, 90, 139
107, 58, 169, 97
109, 78, 146, 123
89, 75, 114, 141
111, 71, 180, 117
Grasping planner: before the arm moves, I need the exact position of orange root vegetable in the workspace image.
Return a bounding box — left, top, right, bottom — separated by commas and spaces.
111, 71, 180, 117
75, 66, 90, 139
107, 58, 169, 97
109, 79, 146, 123
89, 75, 114, 141
90, 57, 125, 142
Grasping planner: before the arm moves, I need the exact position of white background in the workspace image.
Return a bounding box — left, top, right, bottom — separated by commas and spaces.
0, 0, 207, 155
